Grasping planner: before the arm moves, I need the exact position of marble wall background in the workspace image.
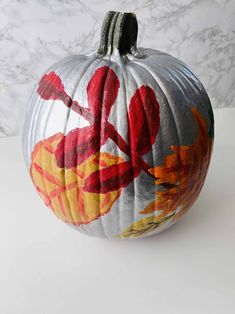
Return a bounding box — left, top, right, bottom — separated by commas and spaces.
0, 0, 234, 137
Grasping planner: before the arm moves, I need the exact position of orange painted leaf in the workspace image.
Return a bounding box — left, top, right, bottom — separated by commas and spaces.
140, 107, 213, 221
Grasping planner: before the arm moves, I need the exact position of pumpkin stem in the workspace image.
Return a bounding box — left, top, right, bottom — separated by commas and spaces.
97, 11, 138, 56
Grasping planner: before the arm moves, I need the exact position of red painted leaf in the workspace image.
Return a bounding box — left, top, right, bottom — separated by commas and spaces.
128, 85, 160, 157
37, 72, 66, 100
83, 161, 140, 194
55, 125, 107, 169
87, 66, 120, 121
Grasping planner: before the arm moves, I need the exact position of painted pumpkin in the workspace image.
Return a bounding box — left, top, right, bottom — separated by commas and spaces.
22, 11, 214, 239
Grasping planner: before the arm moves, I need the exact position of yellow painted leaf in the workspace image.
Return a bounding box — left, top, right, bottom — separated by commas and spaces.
30, 133, 124, 225
116, 213, 174, 239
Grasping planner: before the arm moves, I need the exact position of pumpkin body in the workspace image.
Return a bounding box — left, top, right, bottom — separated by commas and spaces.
23, 11, 214, 238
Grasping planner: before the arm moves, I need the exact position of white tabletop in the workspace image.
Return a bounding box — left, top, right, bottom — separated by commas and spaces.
0, 108, 235, 314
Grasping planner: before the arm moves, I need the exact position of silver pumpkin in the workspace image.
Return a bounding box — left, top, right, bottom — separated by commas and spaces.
22, 11, 214, 239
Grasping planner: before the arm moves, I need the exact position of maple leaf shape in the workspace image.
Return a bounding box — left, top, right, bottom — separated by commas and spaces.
140, 107, 213, 221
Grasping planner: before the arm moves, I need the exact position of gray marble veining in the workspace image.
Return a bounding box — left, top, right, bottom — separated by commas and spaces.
0, 0, 234, 136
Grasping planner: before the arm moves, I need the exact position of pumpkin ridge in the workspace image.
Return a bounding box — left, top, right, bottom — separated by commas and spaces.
122, 65, 137, 227
126, 65, 163, 225
40, 138, 55, 215
61, 57, 103, 230
133, 61, 183, 187
116, 65, 129, 232
95, 66, 112, 237
127, 64, 156, 166
127, 65, 157, 180
72, 59, 105, 230
46, 135, 71, 221
68, 59, 102, 230
33, 74, 65, 216
23, 11, 214, 239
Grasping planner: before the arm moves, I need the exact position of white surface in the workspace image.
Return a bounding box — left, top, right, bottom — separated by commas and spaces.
0, 0, 235, 136
0, 108, 235, 314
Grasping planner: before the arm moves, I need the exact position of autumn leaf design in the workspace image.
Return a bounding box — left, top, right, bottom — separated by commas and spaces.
116, 213, 175, 239
118, 107, 213, 238
37, 72, 66, 100
55, 125, 106, 169
141, 107, 213, 221
34, 64, 213, 236
84, 161, 140, 193
30, 133, 124, 225
87, 66, 120, 121
32, 66, 161, 225
127, 85, 160, 158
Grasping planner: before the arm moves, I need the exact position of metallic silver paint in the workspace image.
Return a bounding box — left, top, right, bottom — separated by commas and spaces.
22, 48, 213, 238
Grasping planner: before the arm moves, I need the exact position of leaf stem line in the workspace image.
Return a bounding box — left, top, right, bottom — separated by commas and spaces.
59, 89, 160, 182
